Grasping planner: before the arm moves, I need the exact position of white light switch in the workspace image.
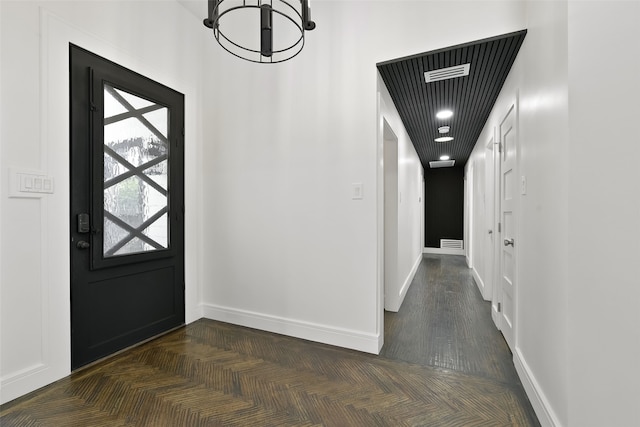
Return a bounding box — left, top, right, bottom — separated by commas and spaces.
23, 176, 33, 190
352, 183, 363, 200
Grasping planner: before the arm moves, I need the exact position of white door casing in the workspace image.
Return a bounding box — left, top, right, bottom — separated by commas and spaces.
499, 103, 517, 351
465, 166, 473, 268
484, 136, 495, 301
491, 127, 501, 328
383, 119, 399, 311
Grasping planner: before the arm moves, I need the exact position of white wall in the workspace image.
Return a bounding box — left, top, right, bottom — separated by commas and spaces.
378, 74, 423, 313
0, 2, 4, 404
517, 3, 571, 425
199, 0, 525, 353
466, 1, 570, 425
567, 2, 640, 426
0, 0, 206, 404
467, 1, 640, 426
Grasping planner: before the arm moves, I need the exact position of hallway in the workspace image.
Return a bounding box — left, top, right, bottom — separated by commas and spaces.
381, 254, 540, 425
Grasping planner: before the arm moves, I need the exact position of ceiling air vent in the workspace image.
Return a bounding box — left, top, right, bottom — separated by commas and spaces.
429, 160, 455, 168
424, 63, 471, 83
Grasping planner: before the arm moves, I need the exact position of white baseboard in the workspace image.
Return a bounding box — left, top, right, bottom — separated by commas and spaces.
201, 304, 381, 355
423, 247, 465, 256
186, 306, 204, 324
399, 253, 422, 306
1, 363, 68, 405
514, 348, 563, 427
386, 252, 422, 312
471, 267, 489, 301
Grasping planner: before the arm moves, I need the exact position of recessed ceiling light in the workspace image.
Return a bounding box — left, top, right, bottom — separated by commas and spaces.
440, 155, 450, 161
436, 109, 453, 119
435, 136, 454, 143
438, 126, 450, 134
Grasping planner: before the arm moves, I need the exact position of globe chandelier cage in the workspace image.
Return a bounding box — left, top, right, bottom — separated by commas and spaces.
204, 0, 316, 64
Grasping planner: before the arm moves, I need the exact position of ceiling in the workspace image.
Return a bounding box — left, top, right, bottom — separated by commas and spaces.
377, 30, 527, 169
177, 0, 206, 19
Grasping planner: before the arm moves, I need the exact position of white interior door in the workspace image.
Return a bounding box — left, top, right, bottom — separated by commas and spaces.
499, 104, 517, 351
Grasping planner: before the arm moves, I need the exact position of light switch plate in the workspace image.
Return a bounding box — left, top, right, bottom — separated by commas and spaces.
9, 167, 54, 198
352, 183, 363, 200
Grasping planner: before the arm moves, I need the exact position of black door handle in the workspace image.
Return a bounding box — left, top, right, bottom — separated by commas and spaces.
76, 240, 90, 249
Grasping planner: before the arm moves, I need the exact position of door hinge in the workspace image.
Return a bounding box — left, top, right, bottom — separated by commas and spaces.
498, 222, 501, 233
498, 302, 502, 313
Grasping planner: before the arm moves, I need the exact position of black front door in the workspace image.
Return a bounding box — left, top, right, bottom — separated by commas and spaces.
70, 45, 185, 369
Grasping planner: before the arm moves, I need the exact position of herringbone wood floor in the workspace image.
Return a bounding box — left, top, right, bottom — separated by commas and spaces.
1, 255, 539, 426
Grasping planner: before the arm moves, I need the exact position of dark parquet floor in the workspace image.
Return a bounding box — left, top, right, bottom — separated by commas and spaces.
1, 254, 540, 426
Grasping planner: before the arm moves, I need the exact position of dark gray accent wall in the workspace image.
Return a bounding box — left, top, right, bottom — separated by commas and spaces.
425, 166, 464, 248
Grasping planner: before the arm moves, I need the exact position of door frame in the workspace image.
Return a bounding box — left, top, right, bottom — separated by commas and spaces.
491, 124, 502, 328
483, 135, 495, 302
69, 44, 185, 369
465, 164, 474, 268
383, 118, 399, 312
492, 97, 519, 350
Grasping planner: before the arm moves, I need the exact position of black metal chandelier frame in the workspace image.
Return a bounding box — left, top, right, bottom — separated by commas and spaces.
204, 0, 316, 64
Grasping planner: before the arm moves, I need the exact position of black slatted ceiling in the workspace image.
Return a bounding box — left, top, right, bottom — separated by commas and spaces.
377, 30, 526, 168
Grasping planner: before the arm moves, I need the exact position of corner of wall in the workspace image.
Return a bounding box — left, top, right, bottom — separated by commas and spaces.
385, 251, 422, 312
471, 267, 487, 300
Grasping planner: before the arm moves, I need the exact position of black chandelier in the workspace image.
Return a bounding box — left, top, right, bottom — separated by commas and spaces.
204, 0, 316, 64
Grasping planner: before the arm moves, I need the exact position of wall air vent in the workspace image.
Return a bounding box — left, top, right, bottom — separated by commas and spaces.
441, 239, 463, 250
429, 160, 455, 168
424, 63, 471, 83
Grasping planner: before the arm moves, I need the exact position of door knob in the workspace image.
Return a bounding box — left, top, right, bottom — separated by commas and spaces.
76, 240, 90, 249
488, 230, 493, 234
503, 238, 514, 247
